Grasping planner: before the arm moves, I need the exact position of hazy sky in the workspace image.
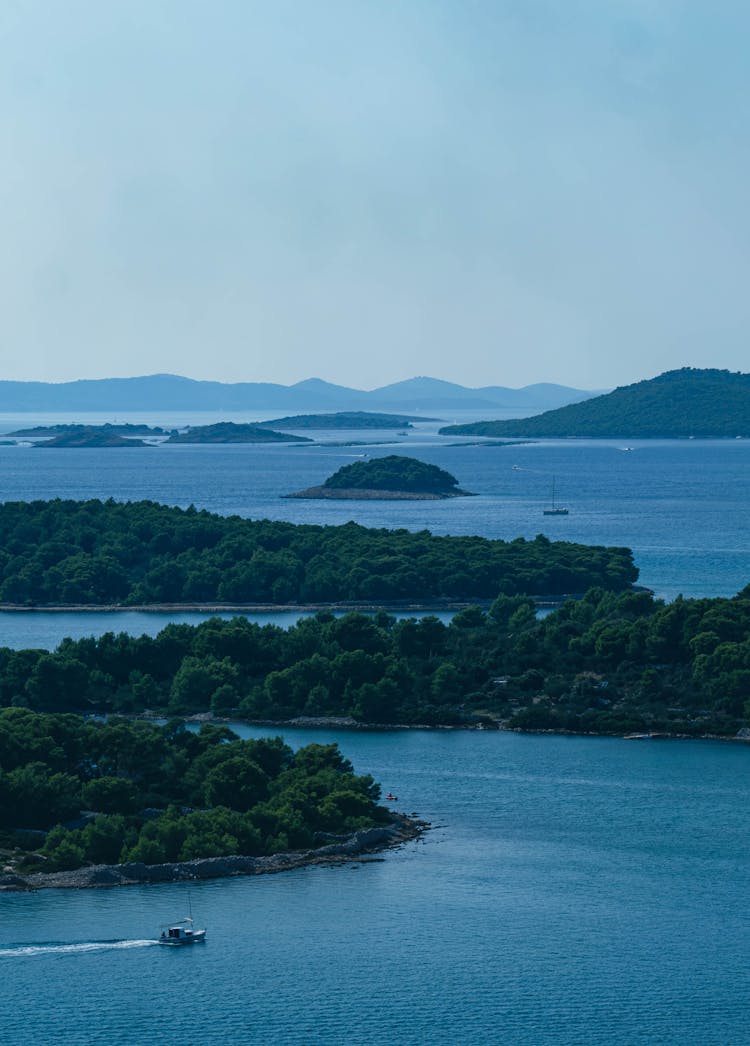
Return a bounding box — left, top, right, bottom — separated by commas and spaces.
1, 1, 748, 389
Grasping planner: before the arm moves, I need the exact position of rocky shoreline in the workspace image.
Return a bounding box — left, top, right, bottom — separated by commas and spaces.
0, 814, 427, 892
283, 485, 473, 500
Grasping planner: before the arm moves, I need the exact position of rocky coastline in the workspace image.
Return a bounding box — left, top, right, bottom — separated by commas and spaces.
284, 485, 473, 500
0, 814, 427, 892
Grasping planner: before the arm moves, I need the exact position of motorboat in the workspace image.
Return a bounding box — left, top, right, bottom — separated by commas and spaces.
384, 793, 398, 801
158, 917, 206, 946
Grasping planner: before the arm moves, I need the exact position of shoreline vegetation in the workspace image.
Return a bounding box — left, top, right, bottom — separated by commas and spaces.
231, 713, 750, 743
0, 813, 427, 892
2, 586, 748, 735
0, 712, 413, 888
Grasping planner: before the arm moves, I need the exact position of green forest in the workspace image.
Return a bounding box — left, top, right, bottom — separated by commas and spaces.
0, 499, 637, 604
322, 455, 465, 494
440, 368, 750, 438
0, 711, 386, 872
2, 585, 749, 735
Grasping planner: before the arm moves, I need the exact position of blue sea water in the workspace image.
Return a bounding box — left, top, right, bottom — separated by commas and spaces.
0, 415, 748, 605
0, 609, 456, 652
3, 728, 750, 1046
1, 415, 750, 1044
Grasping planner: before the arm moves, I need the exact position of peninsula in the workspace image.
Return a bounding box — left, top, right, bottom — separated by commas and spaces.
166, 422, 311, 444
287, 455, 474, 500
0, 710, 421, 887
439, 368, 750, 439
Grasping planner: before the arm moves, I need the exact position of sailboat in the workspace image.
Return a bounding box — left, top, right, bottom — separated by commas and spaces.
543, 476, 569, 516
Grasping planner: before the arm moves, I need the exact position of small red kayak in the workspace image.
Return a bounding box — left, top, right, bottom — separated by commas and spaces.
384, 793, 398, 801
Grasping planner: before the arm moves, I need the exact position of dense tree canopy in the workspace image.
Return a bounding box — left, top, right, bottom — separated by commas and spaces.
0, 711, 385, 871
322, 456, 464, 494
2, 586, 750, 736
0, 499, 637, 604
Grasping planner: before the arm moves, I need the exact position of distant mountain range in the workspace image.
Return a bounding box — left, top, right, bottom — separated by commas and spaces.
0, 374, 598, 414
439, 368, 750, 438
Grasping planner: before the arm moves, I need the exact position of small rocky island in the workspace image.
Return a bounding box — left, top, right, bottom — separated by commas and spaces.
166, 422, 311, 444
287, 454, 475, 500
35, 427, 151, 448
11, 423, 170, 438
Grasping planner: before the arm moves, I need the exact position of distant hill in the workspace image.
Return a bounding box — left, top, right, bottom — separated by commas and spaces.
368, 377, 600, 411
287, 455, 473, 500
165, 423, 311, 444
0, 374, 596, 414
259, 411, 432, 429
439, 369, 750, 439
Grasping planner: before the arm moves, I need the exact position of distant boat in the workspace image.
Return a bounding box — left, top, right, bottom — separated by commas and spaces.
543, 476, 569, 516
384, 793, 398, 801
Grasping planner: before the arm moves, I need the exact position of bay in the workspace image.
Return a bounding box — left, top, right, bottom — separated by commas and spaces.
2, 727, 749, 1046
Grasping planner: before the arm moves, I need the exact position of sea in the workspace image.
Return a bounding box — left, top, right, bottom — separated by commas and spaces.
1, 411, 749, 1044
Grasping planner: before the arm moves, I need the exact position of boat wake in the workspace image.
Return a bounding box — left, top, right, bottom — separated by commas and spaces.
0, 939, 158, 958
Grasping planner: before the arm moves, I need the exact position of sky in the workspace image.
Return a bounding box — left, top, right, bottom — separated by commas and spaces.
0, 0, 748, 390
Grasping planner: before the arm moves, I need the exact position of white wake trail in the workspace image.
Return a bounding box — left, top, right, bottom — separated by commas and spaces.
0, 939, 158, 958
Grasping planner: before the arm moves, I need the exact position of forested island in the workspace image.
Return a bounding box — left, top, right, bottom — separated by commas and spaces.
0, 585, 749, 736
0, 499, 636, 604
10, 423, 171, 437
439, 368, 750, 439
260, 411, 432, 429
288, 455, 474, 500
36, 429, 151, 449
0, 711, 404, 884
166, 423, 311, 444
